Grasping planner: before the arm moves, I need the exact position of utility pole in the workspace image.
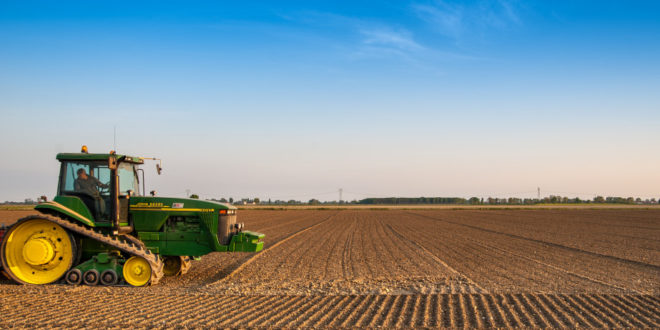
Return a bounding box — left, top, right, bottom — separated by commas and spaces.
339, 188, 343, 204
537, 187, 540, 199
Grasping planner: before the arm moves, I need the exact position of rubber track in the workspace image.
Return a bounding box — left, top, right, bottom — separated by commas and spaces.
15, 215, 164, 285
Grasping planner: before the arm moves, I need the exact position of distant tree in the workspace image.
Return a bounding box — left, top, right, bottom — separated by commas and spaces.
254, 198, 260, 204
219, 198, 228, 203
308, 199, 320, 205
468, 197, 480, 205
190, 194, 199, 199
229, 197, 234, 203
593, 196, 605, 203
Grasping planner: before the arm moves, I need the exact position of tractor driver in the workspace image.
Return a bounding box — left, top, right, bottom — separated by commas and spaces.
74, 168, 108, 217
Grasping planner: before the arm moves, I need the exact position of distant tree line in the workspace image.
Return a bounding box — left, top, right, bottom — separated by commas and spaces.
206, 195, 660, 206
5, 195, 657, 207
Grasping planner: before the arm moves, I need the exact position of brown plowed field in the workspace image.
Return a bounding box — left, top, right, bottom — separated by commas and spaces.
1, 209, 659, 328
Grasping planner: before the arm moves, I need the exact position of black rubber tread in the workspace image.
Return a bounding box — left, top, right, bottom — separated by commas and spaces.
13, 215, 164, 286
180, 256, 192, 275
120, 234, 146, 249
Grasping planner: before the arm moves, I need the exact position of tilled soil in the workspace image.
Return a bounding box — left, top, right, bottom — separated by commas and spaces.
1, 209, 659, 328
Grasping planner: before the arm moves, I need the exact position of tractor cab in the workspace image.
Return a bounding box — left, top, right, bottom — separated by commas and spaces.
55, 147, 145, 231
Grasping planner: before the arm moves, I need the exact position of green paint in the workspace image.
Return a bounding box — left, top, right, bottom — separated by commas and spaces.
35, 200, 95, 227
74, 252, 123, 279
52, 196, 94, 220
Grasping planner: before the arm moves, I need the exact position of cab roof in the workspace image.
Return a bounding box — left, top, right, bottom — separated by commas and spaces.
56, 153, 144, 164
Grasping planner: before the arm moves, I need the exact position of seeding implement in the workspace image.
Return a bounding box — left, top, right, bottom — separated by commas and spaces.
0, 146, 264, 286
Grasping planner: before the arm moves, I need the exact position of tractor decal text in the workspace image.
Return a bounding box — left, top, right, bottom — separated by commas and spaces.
131, 207, 215, 213
133, 202, 164, 208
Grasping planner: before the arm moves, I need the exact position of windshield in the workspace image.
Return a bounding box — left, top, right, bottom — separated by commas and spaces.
118, 162, 139, 196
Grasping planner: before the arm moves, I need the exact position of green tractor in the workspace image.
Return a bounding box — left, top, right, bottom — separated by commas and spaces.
0, 146, 264, 286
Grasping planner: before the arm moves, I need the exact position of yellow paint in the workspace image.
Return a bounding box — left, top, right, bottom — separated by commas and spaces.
40, 201, 94, 227
133, 202, 164, 208
3, 219, 74, 284
131, 207, 214, 212
123, 256, 151, 286
22, 238, 55, 266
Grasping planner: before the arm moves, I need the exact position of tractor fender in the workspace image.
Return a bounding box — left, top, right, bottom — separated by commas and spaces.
35, 200, 96, 227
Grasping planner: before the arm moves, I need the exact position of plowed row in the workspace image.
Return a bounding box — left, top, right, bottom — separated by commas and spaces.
0, 208, 658, 327
1, 292, 658, 328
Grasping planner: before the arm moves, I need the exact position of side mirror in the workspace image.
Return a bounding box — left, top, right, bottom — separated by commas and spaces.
156, 163, 162, 175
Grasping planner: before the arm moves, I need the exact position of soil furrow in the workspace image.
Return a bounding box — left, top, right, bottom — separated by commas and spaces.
366, 295, 396, 327
572, 294, 621, 327
587, 294, 640, 327
215, 211, 340, 284
562, 294, 608, 327
504, 293, 531, 327
385, 222, 487, 293
611, 295, 660, 325
379, 295, 405, 327
271, 296, 324, 327
408, 211, 660, 271
393, 294, 414, 328
297, 296, 345, 327
326, 295, 367, 328
340, 294, 377, 327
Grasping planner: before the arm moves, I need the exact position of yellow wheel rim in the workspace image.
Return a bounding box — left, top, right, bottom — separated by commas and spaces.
2, 219, 74, 284
123, 256, 151, 286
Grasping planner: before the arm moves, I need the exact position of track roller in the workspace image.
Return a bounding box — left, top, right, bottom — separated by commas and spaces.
100, 269, 118, 286
65, 268, 82, 285
83, 269, 99, 286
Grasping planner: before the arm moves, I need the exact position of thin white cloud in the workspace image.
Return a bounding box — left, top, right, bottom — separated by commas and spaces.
275, 9, 482, 71
412, 0, 522, 40
360, 28, 424, 52
412, 2, 464, 38
280, 11, 427, 59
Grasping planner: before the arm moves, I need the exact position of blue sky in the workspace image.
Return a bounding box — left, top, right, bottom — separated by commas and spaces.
1, 1, 659, 201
